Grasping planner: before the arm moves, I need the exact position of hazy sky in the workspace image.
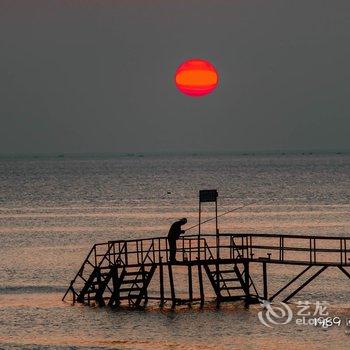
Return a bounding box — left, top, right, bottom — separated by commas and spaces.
1, 0, 349, 153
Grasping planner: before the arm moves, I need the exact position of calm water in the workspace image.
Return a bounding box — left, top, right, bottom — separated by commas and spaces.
0, 153, 349, 349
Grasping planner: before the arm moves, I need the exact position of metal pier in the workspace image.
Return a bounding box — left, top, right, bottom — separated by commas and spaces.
63, 233, 350, 308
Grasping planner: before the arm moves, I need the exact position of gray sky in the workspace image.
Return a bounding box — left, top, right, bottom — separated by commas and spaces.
1, 0, 349, 153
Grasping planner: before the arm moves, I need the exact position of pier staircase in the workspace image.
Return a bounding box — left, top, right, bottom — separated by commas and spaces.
108, 265, 157, 308
75, 264, 156, 308
202, 238, 260, 303
204, 264, 246, 301
63, 240, 158, 308
204, 263, 259, 303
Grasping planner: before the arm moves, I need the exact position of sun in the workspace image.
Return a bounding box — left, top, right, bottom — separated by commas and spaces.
175, 59, 219, 97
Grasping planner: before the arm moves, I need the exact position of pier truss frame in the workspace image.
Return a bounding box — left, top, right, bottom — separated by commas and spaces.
63, 233, 350, 308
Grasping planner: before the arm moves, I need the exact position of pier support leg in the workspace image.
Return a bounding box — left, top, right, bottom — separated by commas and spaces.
95, 267, 106, 307
108, 267, 125, 308
215, 262, 220, 307
168, 264, 176, 309
263, 262, 268, 300
141, 265, 148, 307
188, 265, 193, 305
244, 261, 251, 308
159, 258, 164, 307
198, 264, 205, 308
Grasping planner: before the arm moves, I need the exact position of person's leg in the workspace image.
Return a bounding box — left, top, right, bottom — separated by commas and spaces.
168, 238, 176, 262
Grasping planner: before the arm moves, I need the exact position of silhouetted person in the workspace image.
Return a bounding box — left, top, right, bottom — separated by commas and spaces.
168, 218, 187, 262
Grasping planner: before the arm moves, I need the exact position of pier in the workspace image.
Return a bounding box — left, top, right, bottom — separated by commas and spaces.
63, 190, 350, 308
63, 232, 350, 308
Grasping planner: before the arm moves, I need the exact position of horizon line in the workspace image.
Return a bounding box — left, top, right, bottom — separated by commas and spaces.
0, 148, 349, 159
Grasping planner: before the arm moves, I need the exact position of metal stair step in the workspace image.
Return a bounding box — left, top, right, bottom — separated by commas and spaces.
220, 286, 243, 291
119, 294, 140, 300
220, 278, 239, 282
219, 269, 237, 274
90, 282, 108, 287
121, 279, 145, 284
119, 287, 143, 292
219, 295, 246, 301
125, 271, 149, 276
211, 269, 237, 275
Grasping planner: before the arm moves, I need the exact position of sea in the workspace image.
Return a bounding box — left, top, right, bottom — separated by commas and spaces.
0, 152, 349, 350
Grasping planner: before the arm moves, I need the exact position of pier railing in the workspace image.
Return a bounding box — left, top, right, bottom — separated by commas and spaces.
199, 233, 350, 266
72, 233, 349, 277
105, 236, 215, 266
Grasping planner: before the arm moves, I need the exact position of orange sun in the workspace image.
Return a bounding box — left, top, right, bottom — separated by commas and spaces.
175, 59, 219, 97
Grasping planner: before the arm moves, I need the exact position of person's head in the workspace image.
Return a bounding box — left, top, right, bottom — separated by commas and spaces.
180, 218, 187, 225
